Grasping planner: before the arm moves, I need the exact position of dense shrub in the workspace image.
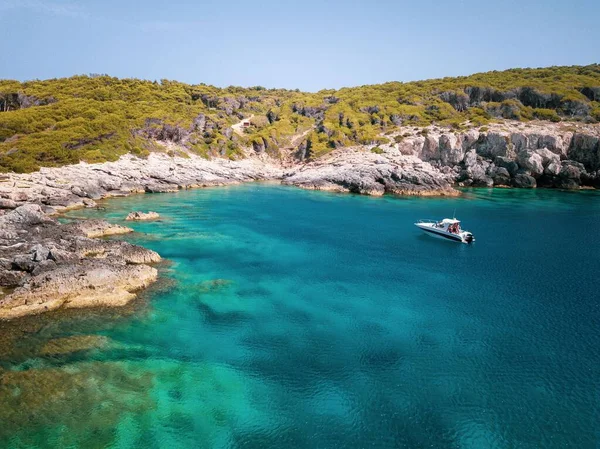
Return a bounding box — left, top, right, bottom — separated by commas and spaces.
1, 65, 599, 171
533, 108, 561, 122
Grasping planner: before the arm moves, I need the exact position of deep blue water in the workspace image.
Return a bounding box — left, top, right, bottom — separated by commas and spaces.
1, 185, 599, 448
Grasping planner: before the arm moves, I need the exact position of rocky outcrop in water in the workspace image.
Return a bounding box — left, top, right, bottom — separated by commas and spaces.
126, 211, 160, 221
0, 204, 160, 320
282, 148, 458, 196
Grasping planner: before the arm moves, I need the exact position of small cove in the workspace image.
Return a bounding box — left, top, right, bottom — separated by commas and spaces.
1, 184, 599, 448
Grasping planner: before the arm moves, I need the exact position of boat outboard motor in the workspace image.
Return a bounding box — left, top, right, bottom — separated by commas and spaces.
464, 233, 474, 244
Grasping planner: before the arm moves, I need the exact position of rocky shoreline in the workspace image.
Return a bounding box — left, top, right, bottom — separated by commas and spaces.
0, 120, 599, 320
0, 121, 598, 214
0, 205, 160, 320
387, 121, 600, 190
283, 149, 458, 196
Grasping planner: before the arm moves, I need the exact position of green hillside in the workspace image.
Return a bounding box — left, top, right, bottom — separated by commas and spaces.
1, 65, 599, 173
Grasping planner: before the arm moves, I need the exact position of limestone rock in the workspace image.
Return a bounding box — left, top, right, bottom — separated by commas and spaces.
0, 199, 17, 209
517, 151, 544, 177
476, 133, 511, 158
39, 335, 109, 356
568, 133, 599, 171
74, 220, 133, 238
512, 173, 537, 188
283, 149, 458, 197
544, 161, 561, 176
420, 136, 440, 161
107, 241, 161, 264
490, 167, 511, 186
0, 263, 158, 320
31, 244, 51, 262
439, 134, 465, 166
556, 161, 583, 189
535, 148, 560, 167
125, 211, 160, 221
5, 204, 53, 226
495, 156, 519, 176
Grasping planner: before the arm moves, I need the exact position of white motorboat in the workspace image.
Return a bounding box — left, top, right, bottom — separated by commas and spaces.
414, 218, 475, 244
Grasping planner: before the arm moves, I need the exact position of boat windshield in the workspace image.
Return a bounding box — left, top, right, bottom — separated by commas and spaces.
434, 220, 462, 233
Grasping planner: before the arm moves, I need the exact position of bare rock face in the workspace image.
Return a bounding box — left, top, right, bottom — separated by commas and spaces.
512, 173, 537, 188
489, 167, 511, 186
3, 204, 52, 226
283, 148, 458, 197
439, 134, 465, 166
477, 132, 512, 159
0, 122, 598, 217
535, 148, 561, 167
0, 153, 284, 214
0, 198, 17, 209
72, 220, 133, 238
556, 161, 585, 189
420, 136, 440, 161
125, 211, 160, 221
0, 206, 160, 320
1, 263, 157, 320
495, 156, 519, 176
568, 134, 600, 171
460, 150, 493, 187
517, 151, 544, 177
108, 241, 161, 264
386, 121, 600, 189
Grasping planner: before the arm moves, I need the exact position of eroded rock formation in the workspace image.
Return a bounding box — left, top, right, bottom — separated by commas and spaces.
390, 122, 600, 190
126, 211, 160, 221
0, 204, 160, 320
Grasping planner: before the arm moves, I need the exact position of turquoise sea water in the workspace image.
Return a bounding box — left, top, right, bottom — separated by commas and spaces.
1, 185, 599, 448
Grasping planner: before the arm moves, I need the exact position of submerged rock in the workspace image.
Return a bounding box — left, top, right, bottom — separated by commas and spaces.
39, 335, 109, 356
125, 211, 160, 221
0, 360, 154, 446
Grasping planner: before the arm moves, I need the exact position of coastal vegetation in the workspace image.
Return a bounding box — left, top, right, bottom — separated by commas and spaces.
1, 64, 599, 173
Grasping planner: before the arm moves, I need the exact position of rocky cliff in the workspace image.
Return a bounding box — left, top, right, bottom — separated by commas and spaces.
386, 121, 600, 190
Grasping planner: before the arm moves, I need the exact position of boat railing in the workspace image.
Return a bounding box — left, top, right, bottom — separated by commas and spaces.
416, 219, 440, 224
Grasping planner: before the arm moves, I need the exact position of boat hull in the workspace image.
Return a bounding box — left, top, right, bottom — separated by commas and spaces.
414, 223, 473, 244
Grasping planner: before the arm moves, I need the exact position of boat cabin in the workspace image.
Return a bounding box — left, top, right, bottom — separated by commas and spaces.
435, 218, 461, 234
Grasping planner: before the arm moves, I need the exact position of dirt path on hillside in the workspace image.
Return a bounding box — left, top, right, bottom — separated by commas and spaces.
232, 115, 254, 136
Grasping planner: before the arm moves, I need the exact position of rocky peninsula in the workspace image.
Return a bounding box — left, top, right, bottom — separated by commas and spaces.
0, 119, 599, 320
0, 204, 159, 320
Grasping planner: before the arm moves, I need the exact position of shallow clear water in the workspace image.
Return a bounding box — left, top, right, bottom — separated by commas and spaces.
1, 185, 599, 448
